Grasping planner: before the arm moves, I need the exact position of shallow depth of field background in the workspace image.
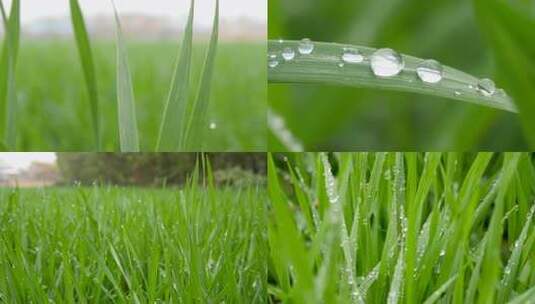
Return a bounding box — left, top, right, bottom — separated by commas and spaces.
16, 41, 266, 151
1, 0, 267, 151
268, 0, 534, 150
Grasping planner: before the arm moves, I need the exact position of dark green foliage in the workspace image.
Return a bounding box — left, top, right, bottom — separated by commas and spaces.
56, 153, 266, 186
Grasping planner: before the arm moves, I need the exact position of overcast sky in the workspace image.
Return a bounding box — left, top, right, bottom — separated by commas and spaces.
2, 0, 266, 26
0, 153, 56, 171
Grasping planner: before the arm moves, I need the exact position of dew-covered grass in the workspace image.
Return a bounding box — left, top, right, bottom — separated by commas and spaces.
268, 152, 535, 303
0, 184, 267, 302
10, 40, 266, 151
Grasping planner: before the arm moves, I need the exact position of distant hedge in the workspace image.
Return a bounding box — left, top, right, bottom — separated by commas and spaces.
56, 153, 265, 186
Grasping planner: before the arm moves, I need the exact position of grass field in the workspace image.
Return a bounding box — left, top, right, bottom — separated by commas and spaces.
0, 184, 267, 302
268, 152, 535, 303
11, 40, 266, 151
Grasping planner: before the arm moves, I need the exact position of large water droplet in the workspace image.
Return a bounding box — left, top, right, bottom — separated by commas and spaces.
298, 38, 314, 55
371, 48, 404, 77
478, 78, 496, 96
282, 47, 295, 61
342, 48, 364, 63
416, 59, 443, 83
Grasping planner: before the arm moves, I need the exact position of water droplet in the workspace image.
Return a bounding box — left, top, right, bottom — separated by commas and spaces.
342, 48, 364, 63
371, 48, 404, 77
298, 38, 314, 55
282, 47, 295, 61
209, 122, 217, 130
478, 78, 496, 96
268, 54, 279, 68
454, 91, 461, 96
338, 62, 345, 68
416, 59, 443, 83
439, 249, 446, 257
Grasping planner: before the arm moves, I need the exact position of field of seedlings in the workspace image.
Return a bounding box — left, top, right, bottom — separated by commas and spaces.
0, 183, 267, 302
13, 40, 266, 151
268, 153, 535, 303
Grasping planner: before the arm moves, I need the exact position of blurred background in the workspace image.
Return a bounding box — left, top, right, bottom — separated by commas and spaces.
0, 153, 266, 187
268, 0, 535, 150
0, 0, 266, 151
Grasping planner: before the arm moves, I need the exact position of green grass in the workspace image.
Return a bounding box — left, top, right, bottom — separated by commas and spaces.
0, 184, 267, 302
268, 152, 535, 303
10, 40, 266, 151
268, 0, 533, 150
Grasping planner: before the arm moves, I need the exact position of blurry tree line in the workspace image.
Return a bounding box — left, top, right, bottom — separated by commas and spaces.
56, 153, 266, 186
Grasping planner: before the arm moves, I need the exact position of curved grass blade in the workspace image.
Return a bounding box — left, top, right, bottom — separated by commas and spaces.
268, 108, 303, 152
183, 0, 219, 150
110, 0, 139, 152
69, 0, 101, 150
507, 286, 535, 304
422, 274, 458, 304
0, 0, 20, 150
498, 203, 535, 303
156, 0, 194, 151
268, 40, 517, 113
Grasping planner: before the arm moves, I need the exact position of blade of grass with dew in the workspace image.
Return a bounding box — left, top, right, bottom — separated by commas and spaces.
110, 0, 139, 152
69, 0, 101, 150
156, 0, 194, 152
268, 40, 517, 113
0, 0, 20, 150
497, 203, 535, 303
183, 0, 219, 150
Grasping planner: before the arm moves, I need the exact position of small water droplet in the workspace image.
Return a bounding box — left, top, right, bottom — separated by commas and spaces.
298, 38, 314, 55
416, 59, 443, 83
454, 91, 461, 96
370, 48, 404, 77
268, 53, 279, 68
209, 122, 217, 130
439, 249, 446, 257
478, 78, 496, 96
282, 47, 295, 61
342, 48, 364, 63
338, 62, 345, 68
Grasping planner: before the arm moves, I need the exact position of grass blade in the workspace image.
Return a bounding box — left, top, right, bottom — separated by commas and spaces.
268, 40, 517, 113
110, 0, 140, 152
507, 286, 535, 304
498, 203, 535, 303
156, 0, 195, 151
183, 0, 219, 150
422, 274, 458, 304
69, 0, 101, 150
0, 0, 20, 150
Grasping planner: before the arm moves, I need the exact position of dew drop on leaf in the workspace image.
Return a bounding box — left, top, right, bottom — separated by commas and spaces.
282, 47, 295, 61
371, 48, 404, 77
298, 38, 314, 55
478, 78, 496, 96
342, 47, 364, 63
416, 59, 443, 83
